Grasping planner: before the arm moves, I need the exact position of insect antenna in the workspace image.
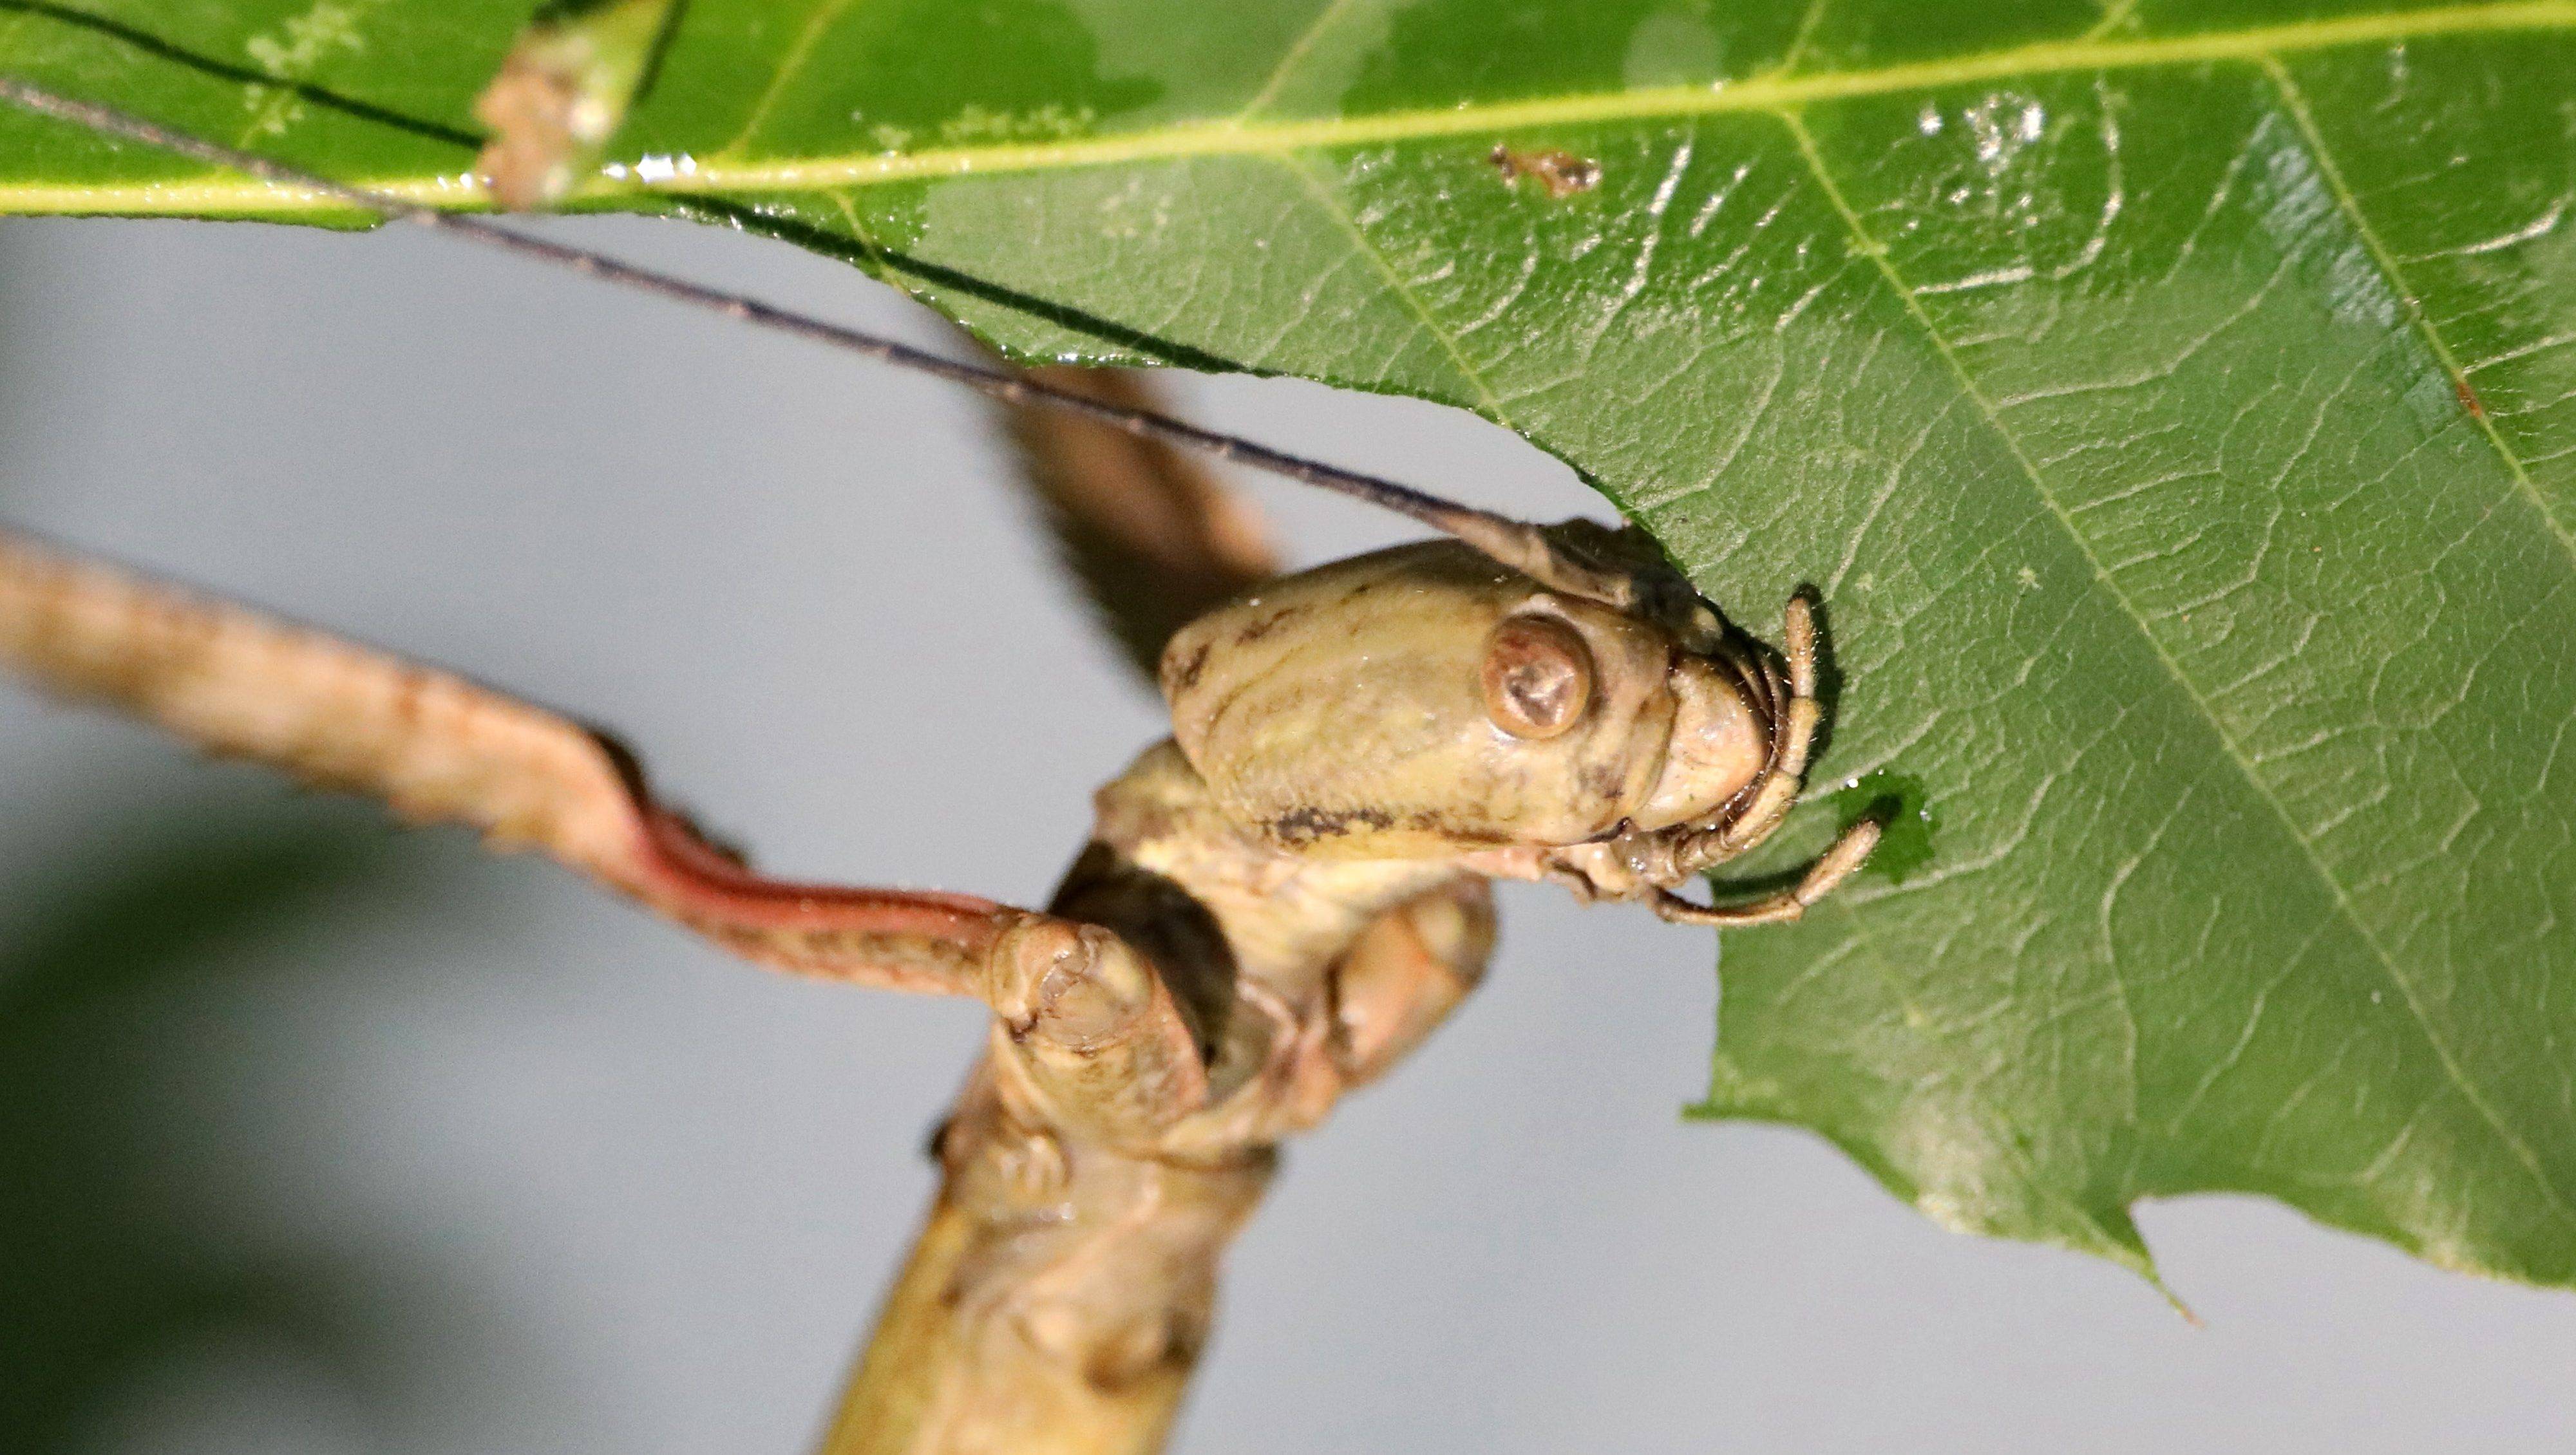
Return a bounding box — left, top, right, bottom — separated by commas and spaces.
0, 76, 1654, 608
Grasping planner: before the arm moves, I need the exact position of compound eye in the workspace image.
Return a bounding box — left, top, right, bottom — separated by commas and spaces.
1481, 614, 1595, 740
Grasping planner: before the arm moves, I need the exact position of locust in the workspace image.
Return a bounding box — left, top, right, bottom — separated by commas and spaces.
0, 80, 1879, 1455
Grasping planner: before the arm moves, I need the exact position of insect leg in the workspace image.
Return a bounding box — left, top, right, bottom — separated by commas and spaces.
1653, 592, 1879, 925
983, 915, 1214, 1144
989, 360, 1278, 681
1651, 818, 1882, 927
1683, 593, 1824, 872
0, 527, 1030, 995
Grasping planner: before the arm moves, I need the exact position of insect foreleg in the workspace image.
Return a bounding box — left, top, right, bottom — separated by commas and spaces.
1642, 594, 1882, 926
1647, 818, 1884, 927
1693, 594, 1826, 867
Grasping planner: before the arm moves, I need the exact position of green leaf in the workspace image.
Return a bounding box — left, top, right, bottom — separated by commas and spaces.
3, 0, 2574, 1291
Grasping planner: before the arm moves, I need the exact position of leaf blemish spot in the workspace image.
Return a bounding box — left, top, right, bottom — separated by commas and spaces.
1490, 144, 1600, 199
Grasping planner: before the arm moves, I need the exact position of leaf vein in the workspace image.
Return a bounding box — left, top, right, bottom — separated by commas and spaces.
2262, 55, 2576, 564
1781, 104, 2576, 1233
15, 2, 2576, 214
1273, 152, 1511, 422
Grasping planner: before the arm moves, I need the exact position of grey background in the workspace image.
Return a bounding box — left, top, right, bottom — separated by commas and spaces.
1, 213, 2570, 1454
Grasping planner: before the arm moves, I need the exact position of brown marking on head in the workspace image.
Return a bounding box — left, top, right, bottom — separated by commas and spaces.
1268, 805, 1397, 846
1402, 810, 1507, 846
1162, 639, 1212, 697
1229, 603, 1307, 644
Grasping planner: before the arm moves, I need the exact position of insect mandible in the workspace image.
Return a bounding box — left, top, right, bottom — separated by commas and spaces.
0, 80, 1879, 1455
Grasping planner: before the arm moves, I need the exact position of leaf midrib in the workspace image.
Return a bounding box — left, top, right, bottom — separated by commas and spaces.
2, 0, 2570, 213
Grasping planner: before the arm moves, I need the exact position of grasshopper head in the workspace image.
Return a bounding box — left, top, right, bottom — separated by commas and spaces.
1158, 532, 1777, 859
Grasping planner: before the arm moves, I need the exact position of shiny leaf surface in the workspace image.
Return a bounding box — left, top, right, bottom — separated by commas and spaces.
2, 0, 2573, 1288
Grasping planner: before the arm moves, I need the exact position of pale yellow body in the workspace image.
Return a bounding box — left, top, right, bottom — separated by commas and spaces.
0, 88, 1882, 1455
0, 517, 1866, 1455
